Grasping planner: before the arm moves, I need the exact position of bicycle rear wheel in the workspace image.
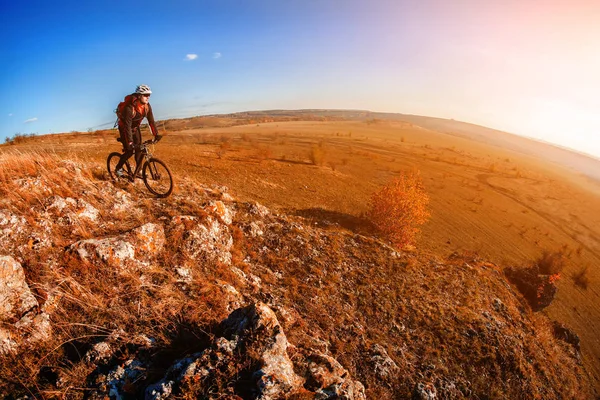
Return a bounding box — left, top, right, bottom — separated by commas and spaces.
142, 158, 173, 197
107, 152, 132, 181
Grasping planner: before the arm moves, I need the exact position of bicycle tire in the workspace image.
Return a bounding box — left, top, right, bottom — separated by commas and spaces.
142, 158, 174, 197
107, 152, 132, 181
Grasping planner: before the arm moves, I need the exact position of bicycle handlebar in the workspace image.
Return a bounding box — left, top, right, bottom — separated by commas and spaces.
142, 135, 162, 146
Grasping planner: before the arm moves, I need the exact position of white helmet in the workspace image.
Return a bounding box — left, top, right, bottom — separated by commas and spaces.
135, 84, 152, 95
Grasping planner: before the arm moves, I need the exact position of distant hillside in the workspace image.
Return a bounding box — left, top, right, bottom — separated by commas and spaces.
155, 109, 600, 182
7, 108, 598, 183
376, 112, 600, 182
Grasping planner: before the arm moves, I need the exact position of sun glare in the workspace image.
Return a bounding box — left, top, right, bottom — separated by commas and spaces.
523, 98, 600, 157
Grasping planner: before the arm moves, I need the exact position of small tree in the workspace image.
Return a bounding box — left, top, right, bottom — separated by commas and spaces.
368, 171, 430, 247
572, 265, 590, 289
310, 143, 326, 166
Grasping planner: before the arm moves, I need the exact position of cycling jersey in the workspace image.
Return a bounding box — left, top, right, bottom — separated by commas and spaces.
118, 97, 158, 143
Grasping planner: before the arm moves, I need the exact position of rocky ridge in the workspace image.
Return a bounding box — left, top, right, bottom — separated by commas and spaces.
0, 157, 593, 398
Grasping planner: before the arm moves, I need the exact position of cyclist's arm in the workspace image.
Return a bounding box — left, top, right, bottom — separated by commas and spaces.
146, 103, 159, 137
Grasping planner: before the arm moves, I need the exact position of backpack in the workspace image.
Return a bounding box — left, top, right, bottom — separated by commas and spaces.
114, 95, 148, 127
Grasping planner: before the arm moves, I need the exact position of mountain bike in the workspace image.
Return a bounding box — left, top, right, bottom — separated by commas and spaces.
107, 137, 174, 198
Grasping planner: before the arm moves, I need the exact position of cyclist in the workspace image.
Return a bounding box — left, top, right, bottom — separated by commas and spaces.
114, 84, 162, 178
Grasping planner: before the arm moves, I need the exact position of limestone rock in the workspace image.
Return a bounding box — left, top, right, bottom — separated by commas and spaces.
15, 311, 51, 345
217, 282, 245, 312
0, 211, 28, 256
370, 344, 400, 381
70, 237, 136, 267
131, 223, 166, 256
249, 202, 270, 218
90, 359, 146, 399
0, 255, 38, 319
414, 382, 437, 400
0, 327, 17, 354
207, 200, 235, 225
552, 321, 581, 352
314, 379, 366, 399
221, 302, 304, 398
145, 303, 366, 399
68, 223, 165, 270
0, 256, 52, 353
171, 215, 233, 265
46, 196, 99, 224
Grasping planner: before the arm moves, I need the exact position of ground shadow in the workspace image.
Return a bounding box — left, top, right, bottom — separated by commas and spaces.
225, 156, 313, 166
293, 208, 376, 236
82, 319, 216, 398
272, 158, 313, 166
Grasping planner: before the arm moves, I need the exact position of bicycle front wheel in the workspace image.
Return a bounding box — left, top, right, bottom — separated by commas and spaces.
142, 158, 173, 197
107, 152, 132, 181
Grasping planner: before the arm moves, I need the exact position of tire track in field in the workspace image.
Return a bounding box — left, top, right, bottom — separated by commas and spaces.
476, 173, 600, 260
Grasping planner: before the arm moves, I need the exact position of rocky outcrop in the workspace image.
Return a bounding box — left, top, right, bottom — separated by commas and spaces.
552, 321, 581, 352
304, 352, 366, 398
86, 303, 366, 399
145, 303, 364, 399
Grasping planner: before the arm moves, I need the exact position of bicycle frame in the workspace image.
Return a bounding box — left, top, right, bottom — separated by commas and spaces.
108, 136, 173, 197
119, 140, 156, 176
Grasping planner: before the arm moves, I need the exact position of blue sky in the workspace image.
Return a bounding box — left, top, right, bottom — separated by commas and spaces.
2, 0, 600, 158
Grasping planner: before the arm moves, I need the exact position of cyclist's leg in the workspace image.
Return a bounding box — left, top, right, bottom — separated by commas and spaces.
132, 127, 143, 176
114, 125, 133, 171
115, 150, 133, 172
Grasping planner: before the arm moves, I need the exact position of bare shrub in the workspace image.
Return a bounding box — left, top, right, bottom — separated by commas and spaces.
572, 265, 590, 290
219, 134, 232, 147
216, 140, 231, 159
505, 248, 568, 311
309, 143, 326, 166
3, 133, 36, 145
535, 249, 567, 275
255, 145, 272, 162
367, 171, 430, 247
505, 266, 549, 311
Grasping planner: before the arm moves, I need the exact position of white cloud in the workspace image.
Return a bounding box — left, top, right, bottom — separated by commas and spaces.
24, 117, 38, 123
8, 113, 13, 117
213, 52, 222, 59
185, 54, 198, 61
